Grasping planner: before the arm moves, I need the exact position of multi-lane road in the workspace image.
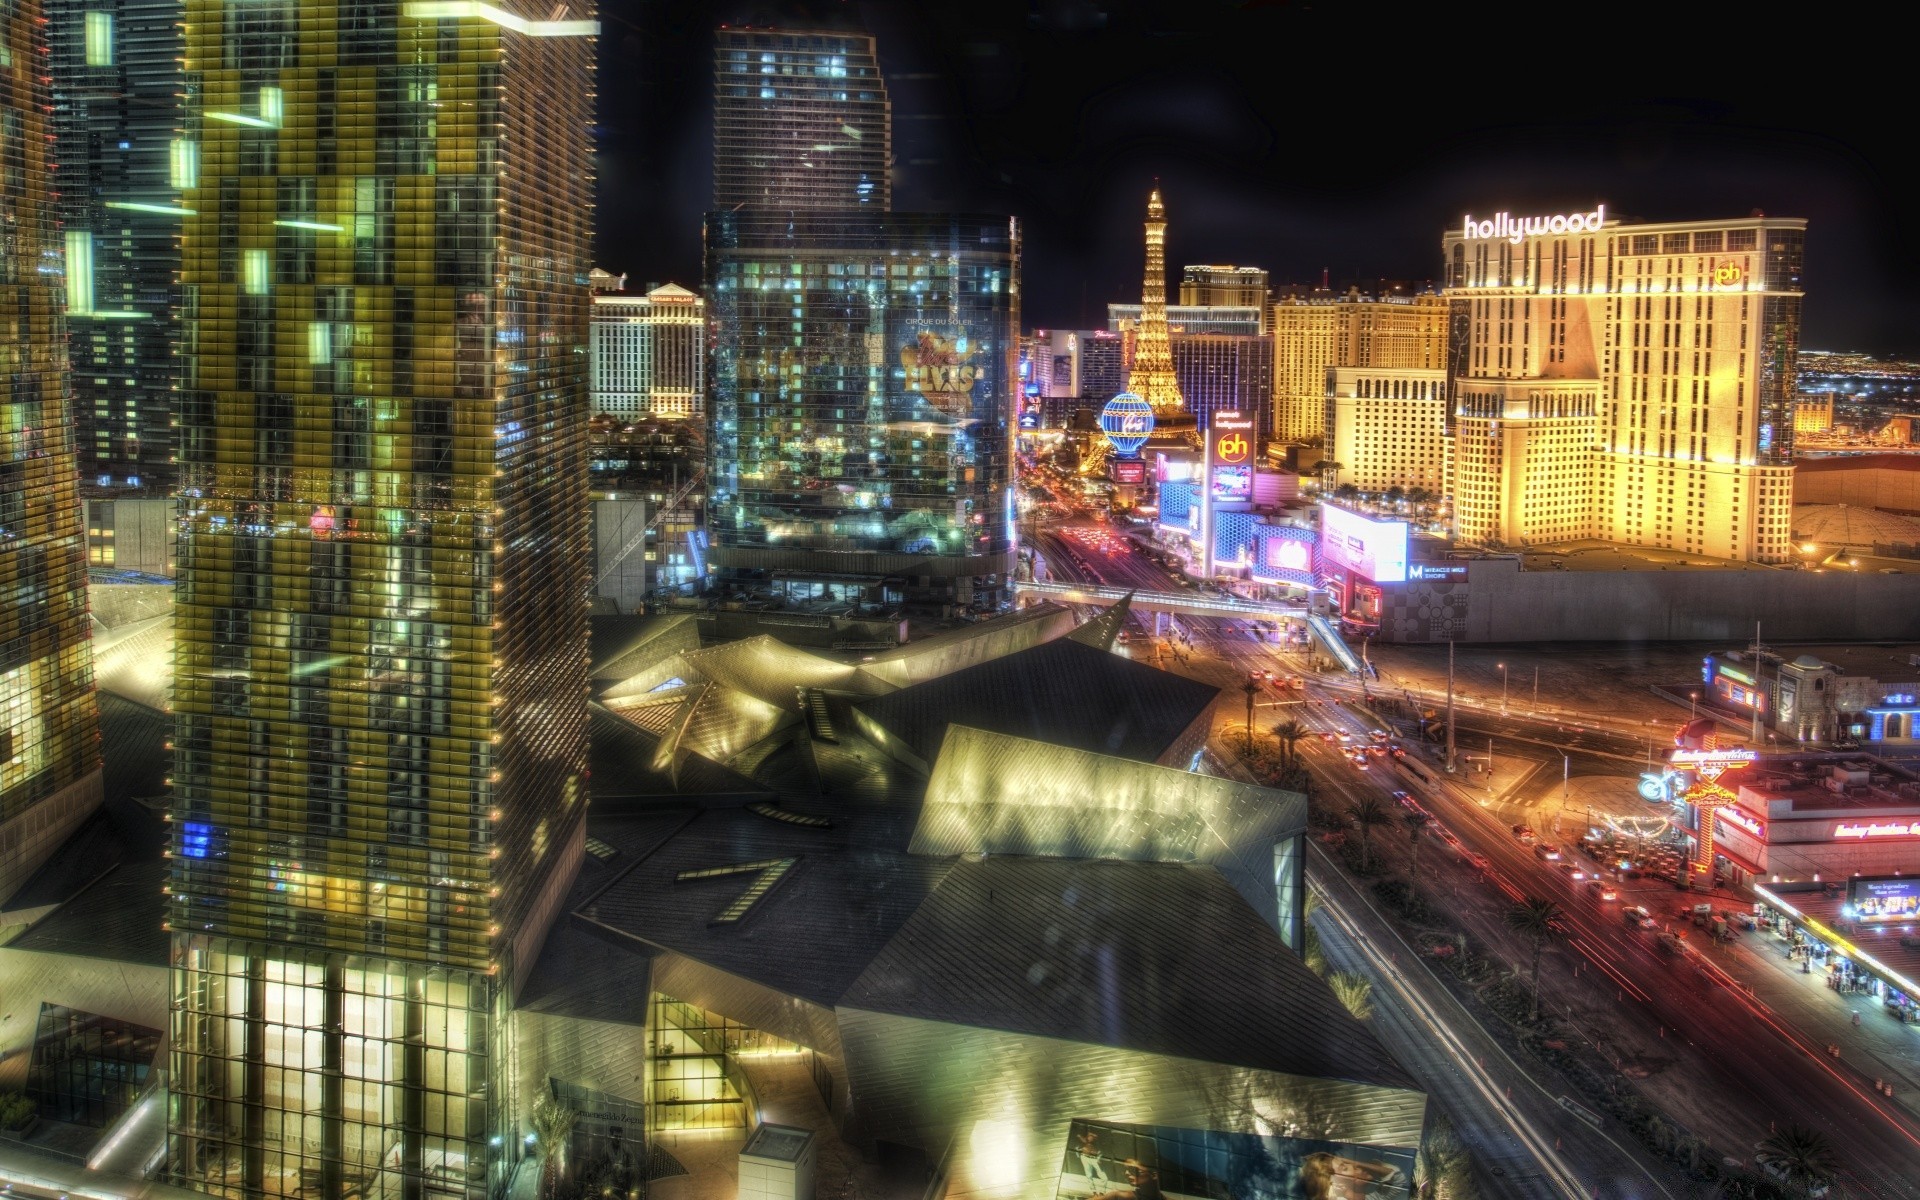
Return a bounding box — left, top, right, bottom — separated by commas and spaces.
1029, 516, 1920, 1197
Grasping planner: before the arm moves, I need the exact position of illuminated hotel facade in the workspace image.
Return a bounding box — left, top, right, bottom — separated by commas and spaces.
1271, 292, 1448, 442
1443, 209, 1804, 562
1325, 366, 1449, 494
0, 0, 104, 905
590, 283, 705, 420
166, 3, 596, 1197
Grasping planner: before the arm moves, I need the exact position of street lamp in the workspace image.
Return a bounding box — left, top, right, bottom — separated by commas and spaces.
1242, 679, 1260, 758
1498, 662, 1508, 712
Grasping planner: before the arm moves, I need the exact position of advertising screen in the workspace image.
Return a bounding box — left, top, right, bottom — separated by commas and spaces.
1111, 459, 1146, 485
890, 318, 985, 418
1318, 505, 1409, 583
1055, 1119, 1413, 1200
1851, 877, 1920, 922
1255, 528, 1316, 585
1210, 463, 1252, 501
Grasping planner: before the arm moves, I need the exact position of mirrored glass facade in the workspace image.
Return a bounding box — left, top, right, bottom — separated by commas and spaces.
25, 1002, 163, 1127
0, 0, 104, 904
47, 0, 185, 493
713, 29, 889, 211
166, 3, 595, 1196
704, 212, 1018, 604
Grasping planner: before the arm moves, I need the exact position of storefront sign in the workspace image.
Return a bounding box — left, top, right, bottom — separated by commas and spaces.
1834, 821, 1920, 840
1409, 563, 1467, 580
1461, 204, 1607, 244
1715, 806, 1765, 839
1885, 693, 1917, 706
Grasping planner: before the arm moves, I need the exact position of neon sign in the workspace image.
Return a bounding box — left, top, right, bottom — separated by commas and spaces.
1834, 822, 1920, 840
1670, 748, 1758, 772
1461, 204, 1606, 244
1713, 261, 1745, 287
1884, 694, 1917, 706
1715, 806, 1765, 839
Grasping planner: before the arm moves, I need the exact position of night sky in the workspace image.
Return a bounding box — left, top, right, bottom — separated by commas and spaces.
595, 2, 1917, 357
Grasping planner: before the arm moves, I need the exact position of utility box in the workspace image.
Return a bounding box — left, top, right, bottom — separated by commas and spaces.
739, 1123, 817, 1200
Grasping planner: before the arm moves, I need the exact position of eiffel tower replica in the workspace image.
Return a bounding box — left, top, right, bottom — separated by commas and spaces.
1129, 186, 1200, 450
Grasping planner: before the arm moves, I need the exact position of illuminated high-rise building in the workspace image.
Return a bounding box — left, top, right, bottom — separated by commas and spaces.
590, 283, 705, 420
1271, 291, 1449, 442
1179, 263, 1268, 310
1326, 367, 1450, 495
1125, 187, 1185, 413
705, 212, 1018, 607
0, 0, 103, 905
1443, 209, 1803, 561
166, 4, 596, 1197
47, 0, 185, 494
713, 27, 890, 211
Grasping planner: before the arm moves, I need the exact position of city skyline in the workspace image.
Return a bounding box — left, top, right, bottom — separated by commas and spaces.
595, 1, 1917, 355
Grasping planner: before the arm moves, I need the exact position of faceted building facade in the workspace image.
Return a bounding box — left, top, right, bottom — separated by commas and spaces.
713, 27, 890, 211
705, 212, 1019, 605
0, 0, 103, 906
47, 0, 185, 493
1270, 292, 1449, 442
165, 3, 596, 1197
1443, 213, 1803, 561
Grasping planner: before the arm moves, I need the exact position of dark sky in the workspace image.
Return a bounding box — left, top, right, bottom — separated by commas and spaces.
595, 2, 1917, 357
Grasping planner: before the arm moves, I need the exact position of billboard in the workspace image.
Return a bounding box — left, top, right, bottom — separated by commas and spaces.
893, 320, 985, 417
1055, 1119, 1412, 1200
1850, 877, 1920, 923
1318, 505, 1409, 584
1209, 414, 1255, 501
1111, 458, 1146, 485
1254, 527, 1316, 585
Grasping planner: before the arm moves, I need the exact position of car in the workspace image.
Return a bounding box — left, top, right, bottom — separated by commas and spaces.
1320, 732, 1338, 743
1511, 824, 1536, 843
1755, 1156, 1829, 1196
1367, 746, 1388, 758
1560, 863, 1583, 876
1535, 842, 1562, 861
1391, 789, 1414, 807
1335, 732, 1353, 743
1352, 757, 1370, 771
1587, 879, 1618, 901
1369, 730, 1389, 742
1622, 905, 1657, 929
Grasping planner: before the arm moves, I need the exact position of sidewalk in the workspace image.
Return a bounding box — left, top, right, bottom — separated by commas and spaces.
1699, 915, 1920, 1121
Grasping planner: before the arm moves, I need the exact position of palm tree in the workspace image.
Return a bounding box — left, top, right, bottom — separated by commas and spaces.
1272, 719, 1307, 770
1348, 794, 1394, 873
1405, 810, 1431, 907
1328, 971, 1374, 1021
1385, 485, 1407, 507
529, 1094, 579, 1200
1504, 897, 1563, 1021
1755, 1125, 1841, 1198
1334, 482, 1361, 501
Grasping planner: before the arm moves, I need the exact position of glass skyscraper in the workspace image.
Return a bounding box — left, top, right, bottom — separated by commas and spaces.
712, 27, 890, 211
165, 3, 596, 1197
0, 0, 104, 906
705, 212, 1019, 606
47, 0, 185, 493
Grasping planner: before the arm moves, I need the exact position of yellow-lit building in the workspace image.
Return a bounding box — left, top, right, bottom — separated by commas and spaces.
166, 3, 596, 1197
0, 0, 103, 904
1270, 291, 1448, 442
1443, 210, 1803, 562
1179, 263, 1268, 310
1324, 367, 1449, 495
1794, 395, 1834, 435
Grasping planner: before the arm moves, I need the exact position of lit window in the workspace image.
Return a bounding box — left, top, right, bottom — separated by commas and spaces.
65, 231, 95, 315
84, 11, 113, 66
170, 138, 198, 189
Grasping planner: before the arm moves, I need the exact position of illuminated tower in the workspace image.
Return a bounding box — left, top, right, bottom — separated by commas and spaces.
166, 4, 596, 1197
713, 26, 891, 211
0, 0, 104, 904
47, 0, 186, 494
1126, 187, 1186, 414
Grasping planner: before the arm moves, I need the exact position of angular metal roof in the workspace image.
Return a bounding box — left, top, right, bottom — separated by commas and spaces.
1065, 590, 1134, 651
855, 637, 1218, 769
841, 856, 1417, 1092
912, 724, 1304, 865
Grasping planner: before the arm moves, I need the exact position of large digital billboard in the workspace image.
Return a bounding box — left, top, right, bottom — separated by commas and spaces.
1254, 527, 1316, 585
1055, 1119, 1412, 1200
1318, 505, 1409, 584
1850, 877, 1920, 923
1209, 414, 1255, 502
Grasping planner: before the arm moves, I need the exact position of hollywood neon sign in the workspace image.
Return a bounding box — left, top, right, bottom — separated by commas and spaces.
1834, 822, 1920, 840
1462, 205, 1607, 244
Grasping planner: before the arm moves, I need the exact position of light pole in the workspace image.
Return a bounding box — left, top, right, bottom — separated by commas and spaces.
1690, 691, 1698, 720
1243, 679, 1259, 759
1498, 662, 1508, 713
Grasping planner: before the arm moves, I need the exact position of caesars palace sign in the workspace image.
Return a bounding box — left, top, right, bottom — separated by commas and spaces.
1462, 204, 1607, 245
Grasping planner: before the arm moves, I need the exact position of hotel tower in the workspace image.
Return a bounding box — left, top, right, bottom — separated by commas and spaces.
1443, 208, 1802, 562
166, 4, 596, 1198
1, 0, 104, 904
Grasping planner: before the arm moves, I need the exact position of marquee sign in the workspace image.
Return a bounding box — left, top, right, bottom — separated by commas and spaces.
1835, 822, 1920, 840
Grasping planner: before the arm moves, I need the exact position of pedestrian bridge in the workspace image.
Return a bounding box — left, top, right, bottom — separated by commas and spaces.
1013, 580, 1362, 674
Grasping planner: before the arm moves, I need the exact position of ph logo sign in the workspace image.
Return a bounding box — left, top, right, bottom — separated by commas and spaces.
1215, 432, 1250, 462
1712, 261, 1745, 287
